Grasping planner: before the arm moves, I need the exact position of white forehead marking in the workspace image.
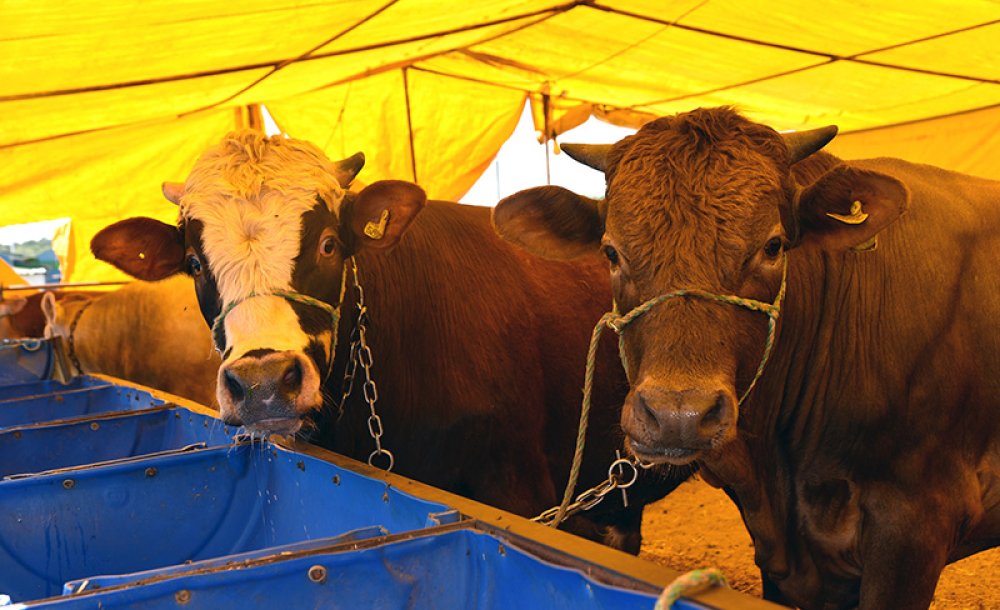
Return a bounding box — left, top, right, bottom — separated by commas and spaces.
179, 130, 346, 305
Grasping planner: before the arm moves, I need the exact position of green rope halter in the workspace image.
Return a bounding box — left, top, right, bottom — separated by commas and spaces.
211, 285, 344, 383
551, 255, 788, 526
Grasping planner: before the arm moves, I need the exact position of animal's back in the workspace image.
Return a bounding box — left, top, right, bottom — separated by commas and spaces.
65, 277, 220, 406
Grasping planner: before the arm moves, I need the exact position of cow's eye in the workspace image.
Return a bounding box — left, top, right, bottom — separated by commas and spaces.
602, 245, 620, 266
763, 237, 783, 258
187, 254, 203, 277
320, 236, 337, 257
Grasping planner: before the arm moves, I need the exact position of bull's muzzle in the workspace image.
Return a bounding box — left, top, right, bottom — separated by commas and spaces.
622, 379, 737, 465
218, 350, 320, 434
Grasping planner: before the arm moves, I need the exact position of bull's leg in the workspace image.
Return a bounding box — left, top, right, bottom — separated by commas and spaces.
857, 491, 954, 610
761, 573, 793, 607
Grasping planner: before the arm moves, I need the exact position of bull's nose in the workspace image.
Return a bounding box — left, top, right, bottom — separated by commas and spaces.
624, 381, 736, 459
223, 368, 247, 404
219, 351, 308, 420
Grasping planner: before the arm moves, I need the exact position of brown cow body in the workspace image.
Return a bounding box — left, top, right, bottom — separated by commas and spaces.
313, 201, 679, 544
91, 131, 686, 553
493, 107, 1000, 608
45, 276, 220, 407
0, 290, 98, 339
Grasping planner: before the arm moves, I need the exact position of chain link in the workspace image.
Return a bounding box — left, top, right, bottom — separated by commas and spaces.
335, 259, 394, 472
532, 453, 654, 526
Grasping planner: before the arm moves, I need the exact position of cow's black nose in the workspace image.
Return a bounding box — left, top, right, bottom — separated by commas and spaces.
223, 368, 247, 403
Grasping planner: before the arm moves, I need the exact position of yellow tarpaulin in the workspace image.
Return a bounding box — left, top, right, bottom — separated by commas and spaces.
1, 1, 997, 281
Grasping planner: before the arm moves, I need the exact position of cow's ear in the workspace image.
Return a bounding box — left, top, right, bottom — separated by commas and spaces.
789, 165, 909, 251
493, 186, 604, 260
91, 218, 186, 280
340, 180, 426, 253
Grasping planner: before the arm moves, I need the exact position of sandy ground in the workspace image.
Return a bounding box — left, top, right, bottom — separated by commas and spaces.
640, 478, 1000, 609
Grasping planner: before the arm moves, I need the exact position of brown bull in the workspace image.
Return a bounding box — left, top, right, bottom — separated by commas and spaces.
0, 290, 97, 339
493, 106, 1000, 609
89, 131, 687, 552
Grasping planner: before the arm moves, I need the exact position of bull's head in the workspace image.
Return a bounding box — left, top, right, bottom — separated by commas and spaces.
493, 107, 907, 466
92, 131, 425, 435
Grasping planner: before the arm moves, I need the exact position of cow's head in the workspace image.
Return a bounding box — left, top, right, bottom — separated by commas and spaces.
92, 131, 425, 435
493, 107, 907, 465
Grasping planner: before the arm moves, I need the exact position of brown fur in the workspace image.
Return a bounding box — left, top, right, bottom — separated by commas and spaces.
0, 290, 99, 339
48, 277, 220, 407
494, 107, 1000, 609
314, 201, 685, 550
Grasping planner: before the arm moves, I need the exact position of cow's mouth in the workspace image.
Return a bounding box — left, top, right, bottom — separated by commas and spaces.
244, 417, 303, 436
628, 439, 700, 466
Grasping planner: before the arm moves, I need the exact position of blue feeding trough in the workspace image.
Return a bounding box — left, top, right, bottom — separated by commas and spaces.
0, 443, 453, 602
0, 407, 239, 479
0, 382, 163, 430
0, 339, 59, 385
20, 527, 706, 610
0, 376, 107, 402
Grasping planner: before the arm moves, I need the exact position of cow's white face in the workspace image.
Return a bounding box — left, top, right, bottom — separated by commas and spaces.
178, 133, 349, 432
91, 130, 427, 437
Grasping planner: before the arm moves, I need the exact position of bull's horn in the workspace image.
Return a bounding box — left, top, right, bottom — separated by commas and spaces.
162, 182, 185, 205
781, 125, 839, 164
561, 143, 612, 173
334, 152, 366, 187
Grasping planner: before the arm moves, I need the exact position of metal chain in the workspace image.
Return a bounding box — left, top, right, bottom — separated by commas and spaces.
532, 452, 654, 525
336, 259, 394, 472
0, 338, 44, 351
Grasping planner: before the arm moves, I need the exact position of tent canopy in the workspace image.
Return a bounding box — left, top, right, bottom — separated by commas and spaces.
2, 1, 997, 281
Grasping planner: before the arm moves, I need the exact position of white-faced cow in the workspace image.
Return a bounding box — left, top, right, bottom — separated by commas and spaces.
90, 130, 688, 553
492, 106, 1000, 609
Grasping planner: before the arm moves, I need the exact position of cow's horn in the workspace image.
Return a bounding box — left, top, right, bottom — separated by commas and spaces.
334, 152, 366, 187
162, 182, 185, 205
561, 143, 612, 173
781, 125, 839, 164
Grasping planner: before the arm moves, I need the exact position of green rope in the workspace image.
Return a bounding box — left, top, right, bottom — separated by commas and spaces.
654, 568, 729, 608
549, 256, 787, 528
211, 288, 341, 369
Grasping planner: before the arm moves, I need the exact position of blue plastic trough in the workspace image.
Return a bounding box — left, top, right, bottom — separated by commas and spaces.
42, 527, 683, 610
0, 338, 774, 610
0, 407, 235, 479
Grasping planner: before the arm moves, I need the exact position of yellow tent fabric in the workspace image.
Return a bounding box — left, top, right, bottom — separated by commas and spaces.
0, 259, 34, 296
1, 1, 997, 281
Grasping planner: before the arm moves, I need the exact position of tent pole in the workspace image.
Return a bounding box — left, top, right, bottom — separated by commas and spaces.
402, 68, 418, 184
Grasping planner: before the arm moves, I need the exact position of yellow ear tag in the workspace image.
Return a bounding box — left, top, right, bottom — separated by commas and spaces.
363, 209, 390, 240
826, 200, 869, 225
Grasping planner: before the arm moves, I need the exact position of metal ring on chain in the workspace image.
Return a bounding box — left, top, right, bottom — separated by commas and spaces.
368, 448, 394, 471
607, 457, 640, 489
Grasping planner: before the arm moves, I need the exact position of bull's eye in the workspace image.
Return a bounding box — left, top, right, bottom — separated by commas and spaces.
320, 236, 337, 257
763, 237, 783, 258
602, 245, 620, 266
186, 254, 203, 277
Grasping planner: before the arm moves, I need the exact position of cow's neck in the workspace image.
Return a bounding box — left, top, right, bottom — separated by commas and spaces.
701, 246, 873, 603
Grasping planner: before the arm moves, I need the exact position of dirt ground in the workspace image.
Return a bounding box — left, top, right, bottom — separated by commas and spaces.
640, 478, 1000, 609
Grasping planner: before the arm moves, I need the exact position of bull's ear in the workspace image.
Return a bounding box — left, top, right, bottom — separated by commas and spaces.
340, 180, 426, 253
789, 165, 909, 251
493, 186, 604, 260
91, 218, 186, 280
